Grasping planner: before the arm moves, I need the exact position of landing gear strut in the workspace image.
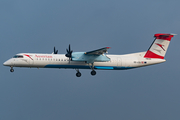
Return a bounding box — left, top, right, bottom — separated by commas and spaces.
89, 63, 96, 76
10, 66, 14, 72
75, 69, 81, 77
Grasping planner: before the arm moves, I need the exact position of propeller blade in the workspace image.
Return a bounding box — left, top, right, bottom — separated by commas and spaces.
54, 47, 58, 54
69, 44, 71, 52
65, 44, 73, 59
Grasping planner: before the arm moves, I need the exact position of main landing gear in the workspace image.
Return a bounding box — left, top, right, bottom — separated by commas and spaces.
75, 69, 96, 78
91, 70, 96, 76
75, 63, 97, 77
89, 63, 96, 76
75, 69, 81, 77
10, 66, 14, 72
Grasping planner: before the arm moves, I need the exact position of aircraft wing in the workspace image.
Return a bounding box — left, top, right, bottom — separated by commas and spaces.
84, 47, 111, 55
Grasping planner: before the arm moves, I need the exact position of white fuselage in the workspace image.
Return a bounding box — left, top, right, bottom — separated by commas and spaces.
3, 52, 166, 70
3, 33, 174, 77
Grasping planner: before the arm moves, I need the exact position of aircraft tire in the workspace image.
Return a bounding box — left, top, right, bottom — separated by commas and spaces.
91, 70, 96, 76
76, 72, 81, 77
10, 69, 14, 72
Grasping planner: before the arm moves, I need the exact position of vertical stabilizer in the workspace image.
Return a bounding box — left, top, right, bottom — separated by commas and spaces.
144, 33, 176, 59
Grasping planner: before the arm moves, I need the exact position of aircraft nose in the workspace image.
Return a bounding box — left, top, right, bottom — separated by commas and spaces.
3, 60, 12, 66
3, 61, 9, 66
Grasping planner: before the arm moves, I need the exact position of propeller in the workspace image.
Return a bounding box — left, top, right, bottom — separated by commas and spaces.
65, 44, 73, 62
54, 47, 58, 54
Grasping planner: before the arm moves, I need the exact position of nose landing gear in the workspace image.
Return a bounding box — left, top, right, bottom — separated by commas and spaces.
10, 66, 14, 72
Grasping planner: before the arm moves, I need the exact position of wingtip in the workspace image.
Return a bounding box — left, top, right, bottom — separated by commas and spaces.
170, 33, 177, 36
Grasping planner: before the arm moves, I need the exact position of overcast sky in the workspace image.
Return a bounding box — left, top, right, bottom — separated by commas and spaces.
1, 0, 180, 120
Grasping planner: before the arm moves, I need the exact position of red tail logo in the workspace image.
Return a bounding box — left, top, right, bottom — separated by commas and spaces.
155, 43, 165, 51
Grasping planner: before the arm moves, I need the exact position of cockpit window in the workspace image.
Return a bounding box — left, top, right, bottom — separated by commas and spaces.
13, 55, 23, 58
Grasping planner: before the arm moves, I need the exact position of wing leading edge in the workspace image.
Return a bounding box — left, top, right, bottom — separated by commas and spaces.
84, 47, 111, 55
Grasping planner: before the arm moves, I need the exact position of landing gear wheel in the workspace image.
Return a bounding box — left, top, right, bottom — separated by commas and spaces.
76, 72, 81, 77
10, 68, 14, 72
91, 70, 96, 76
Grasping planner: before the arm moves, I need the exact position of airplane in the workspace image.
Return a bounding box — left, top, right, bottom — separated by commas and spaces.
3, 33, 176, 77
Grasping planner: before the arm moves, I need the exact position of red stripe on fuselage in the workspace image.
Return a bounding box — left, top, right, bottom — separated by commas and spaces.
24, 54, 33, 60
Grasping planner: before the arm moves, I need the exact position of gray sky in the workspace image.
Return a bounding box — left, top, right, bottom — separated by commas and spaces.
1, 0, 180, 120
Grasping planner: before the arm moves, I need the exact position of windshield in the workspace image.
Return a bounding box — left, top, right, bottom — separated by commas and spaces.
13, 55, 23, 58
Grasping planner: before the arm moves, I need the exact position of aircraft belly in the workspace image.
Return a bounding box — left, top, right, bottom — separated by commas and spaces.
44, 61, 135, 70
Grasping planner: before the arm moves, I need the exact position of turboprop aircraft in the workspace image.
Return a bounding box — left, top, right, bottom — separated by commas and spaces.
3, 33, 176, 77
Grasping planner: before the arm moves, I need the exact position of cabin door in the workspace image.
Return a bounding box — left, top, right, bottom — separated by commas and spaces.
117, 58, 122, 67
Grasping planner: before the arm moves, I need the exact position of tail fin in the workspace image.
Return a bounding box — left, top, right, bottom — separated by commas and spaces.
144, 33, 176, 59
